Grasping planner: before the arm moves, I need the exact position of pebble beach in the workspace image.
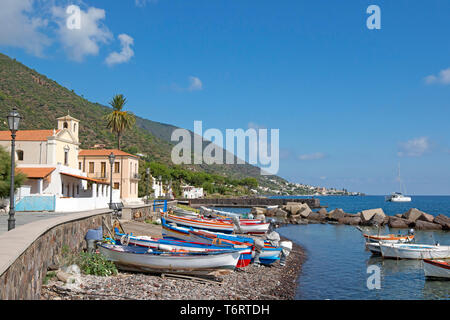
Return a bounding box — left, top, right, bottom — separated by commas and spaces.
41, 220, 305, 300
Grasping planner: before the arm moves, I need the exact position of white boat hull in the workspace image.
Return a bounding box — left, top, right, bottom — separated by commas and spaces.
98, 243, 240, 276
380, 243, 450, 260
366, 242, 382, 255
389, 197, 411, 202
236, 222, 270, 234
423, 260, 450, 279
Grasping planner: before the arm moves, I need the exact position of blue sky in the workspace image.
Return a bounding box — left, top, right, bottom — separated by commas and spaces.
1, 0, 450, 195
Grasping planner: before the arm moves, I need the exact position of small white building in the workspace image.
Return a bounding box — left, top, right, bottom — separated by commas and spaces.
1, 114, 120, 212
182, 185, 204, 199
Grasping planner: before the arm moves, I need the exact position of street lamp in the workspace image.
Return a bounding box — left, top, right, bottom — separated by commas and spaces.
146, 167, 150, 204
108, 152, 115, 209
7, 107, 22, 231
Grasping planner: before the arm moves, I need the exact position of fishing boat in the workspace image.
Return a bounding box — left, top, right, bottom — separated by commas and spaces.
97, 243, 241, 276
189, 230, 282, 265
163, 213, 235, 234
113, 231, 252, 268
363, 233, 415, 243
423, 259, 450, 279
171, 207, 199, 217
379, 243, 450, 260
161, 219, 281, 265
365, 242, 382, 255
200, 206, 241, 218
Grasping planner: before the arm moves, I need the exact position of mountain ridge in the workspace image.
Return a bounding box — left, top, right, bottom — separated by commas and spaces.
0, 52, 287, 187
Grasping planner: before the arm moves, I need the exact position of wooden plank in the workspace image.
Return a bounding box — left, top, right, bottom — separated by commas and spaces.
161, 273, 223, 285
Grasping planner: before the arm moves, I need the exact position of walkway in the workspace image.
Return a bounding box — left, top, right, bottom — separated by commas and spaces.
0, 211, 76, 235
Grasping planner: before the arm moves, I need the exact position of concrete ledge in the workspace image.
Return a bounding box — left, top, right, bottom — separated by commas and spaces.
0, 208, 112, 299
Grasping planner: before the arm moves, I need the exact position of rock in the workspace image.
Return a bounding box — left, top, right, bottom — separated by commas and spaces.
433, 214, 450, 230
275, 209, 288, 219
307, 211, 327, 222
361, 208, 385, 223
395, 214, 403, 218
361, 208, 386, 226
414, 220, 442, 231
318, 208, 328, 215
289, 214, 301, 224
344, 212, 360, 218
338, 216, 361, 225
265, 208, 277, 217
402, 208, 427, 222
251, 207, 267, 215
298, 204, 312, 218
417, 212, 435, 223
327, 208, 346, 221
56, 271, 71, 283
388, 216, 411, 229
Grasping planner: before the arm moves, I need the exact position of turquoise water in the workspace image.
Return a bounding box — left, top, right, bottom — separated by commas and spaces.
219, 195, 450, 300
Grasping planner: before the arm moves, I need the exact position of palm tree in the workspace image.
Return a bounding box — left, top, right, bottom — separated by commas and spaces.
104, 94, 136, 150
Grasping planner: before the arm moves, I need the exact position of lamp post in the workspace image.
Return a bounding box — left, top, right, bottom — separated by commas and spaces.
7, 107, 22, 231
108, 152, 115, 208
146, 167, 150, 204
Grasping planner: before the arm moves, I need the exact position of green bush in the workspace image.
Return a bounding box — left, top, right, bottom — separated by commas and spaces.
76, 251, 118, 277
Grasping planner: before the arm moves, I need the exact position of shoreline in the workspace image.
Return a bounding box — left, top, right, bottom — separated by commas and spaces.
41, 221, 306, 300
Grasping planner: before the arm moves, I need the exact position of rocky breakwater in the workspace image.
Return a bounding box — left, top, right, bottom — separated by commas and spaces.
253, 203, 450, 231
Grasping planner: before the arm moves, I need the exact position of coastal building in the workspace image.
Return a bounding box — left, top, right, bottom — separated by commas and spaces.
78, 149, 140, 204
182, 185, 204, 199
0, 114, 119, 212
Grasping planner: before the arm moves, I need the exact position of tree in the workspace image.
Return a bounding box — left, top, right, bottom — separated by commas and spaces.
0, 146, 26, 198
104, 94, 136, 150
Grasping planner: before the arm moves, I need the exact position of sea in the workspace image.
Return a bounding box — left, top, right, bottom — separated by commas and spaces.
220, 195, 450, 300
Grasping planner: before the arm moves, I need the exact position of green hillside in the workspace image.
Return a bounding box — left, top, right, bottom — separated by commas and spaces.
0, 52, 287, 189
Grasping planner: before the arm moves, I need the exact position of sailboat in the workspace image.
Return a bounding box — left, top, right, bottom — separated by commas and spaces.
386, 163, 411, 202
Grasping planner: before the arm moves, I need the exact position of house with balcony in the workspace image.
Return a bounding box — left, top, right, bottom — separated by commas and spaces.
182, 185, 204, 199
0, 114, 119, 212
78, 149, 141, 204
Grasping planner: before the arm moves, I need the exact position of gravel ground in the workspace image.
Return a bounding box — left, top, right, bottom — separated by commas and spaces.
41, 222, 305, 300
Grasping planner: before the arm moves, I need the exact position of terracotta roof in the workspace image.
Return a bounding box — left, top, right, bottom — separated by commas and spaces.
79, 149, 138, 158
0, 129, 60, 141
60, 172, 110, 185
16, 167, 55, 179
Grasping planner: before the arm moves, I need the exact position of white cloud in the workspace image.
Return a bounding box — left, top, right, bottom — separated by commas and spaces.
398, 137, 430, 157
51, 5, 113, 62
187, 76, 203, 91
105, 34, 134, 66
0, 0, 51, 56
298, 152, 327, 161
424, 68, 450, 85
135, 0, 159, 7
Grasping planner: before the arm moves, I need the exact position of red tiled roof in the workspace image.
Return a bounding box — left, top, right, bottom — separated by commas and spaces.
60, 172, 110, 185
16, 167, 55, 179
0, 130, 60, 141
79, 149, 138, 158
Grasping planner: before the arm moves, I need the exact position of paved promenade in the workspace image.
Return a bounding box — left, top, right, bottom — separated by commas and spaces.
0, 211, 76, 235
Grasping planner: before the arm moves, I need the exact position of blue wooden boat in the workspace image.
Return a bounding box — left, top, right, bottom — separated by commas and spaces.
113, 229, 252, 268
161, 218, 281, 265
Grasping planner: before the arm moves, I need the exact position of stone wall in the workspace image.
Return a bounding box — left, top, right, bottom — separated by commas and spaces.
0, 209, 112, 300
121, 201, 177, 222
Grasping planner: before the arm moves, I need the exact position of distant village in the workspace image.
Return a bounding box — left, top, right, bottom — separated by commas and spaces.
254, 179, 364, 197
